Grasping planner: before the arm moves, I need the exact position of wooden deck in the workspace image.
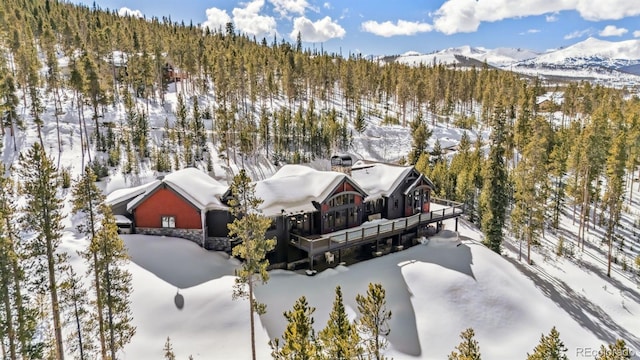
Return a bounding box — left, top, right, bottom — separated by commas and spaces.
289, 199, 464, 259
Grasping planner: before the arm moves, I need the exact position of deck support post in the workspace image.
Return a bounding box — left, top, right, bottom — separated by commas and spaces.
455, 217, 459, 232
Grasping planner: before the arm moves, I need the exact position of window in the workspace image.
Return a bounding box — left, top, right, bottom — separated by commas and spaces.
161, 216, 175, 228
394, 199, 399, 209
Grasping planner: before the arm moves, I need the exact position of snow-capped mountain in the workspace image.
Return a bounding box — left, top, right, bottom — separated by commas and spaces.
395, 45, 539, 67
394, 37, 640, 85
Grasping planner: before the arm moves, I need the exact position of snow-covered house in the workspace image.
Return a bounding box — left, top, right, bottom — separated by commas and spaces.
350, 160, 435, 220
125, 168, 230, 250
230, 164, 368, 263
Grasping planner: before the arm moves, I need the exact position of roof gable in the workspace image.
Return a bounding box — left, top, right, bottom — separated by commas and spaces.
127, 168, 228, 212
255, 164, 366, 217
350, 160, 415, 201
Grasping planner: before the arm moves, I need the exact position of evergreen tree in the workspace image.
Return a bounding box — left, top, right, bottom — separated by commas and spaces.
18, 143, 66, 359
0, 72, 20, 151
408, 113, 432, 165
60, 267, 96, 360
448, 328, 481, 360
71, 167, 109, 359
94, 208, 136, 359
227, 169, 276, 360
355, 283, 392, 360
604, 129, 627, 277
163, 337, 176, 360
354, 105, 366, 133
0, 168, 38, 359
480, 102, 509, 253
319, 286, 362, 360
595, 339, 632, 360
526, 327, 568, 360
270, 296, 319, 360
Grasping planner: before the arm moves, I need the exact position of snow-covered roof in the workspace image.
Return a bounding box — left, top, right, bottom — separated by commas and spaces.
127, 168, 228, 212
350, 160, 415, 201
114, 215, 133, 225
105, 182, 153, 206
255, 165, 364, 217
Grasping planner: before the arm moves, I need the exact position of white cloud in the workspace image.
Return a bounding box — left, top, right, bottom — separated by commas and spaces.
202, 7, 232, 32
290, 16, 345, 42
201, 0, 277, 38
520, 28, 540, 35
323, 2, 332, 9
232, 0, 277, 37
598, 25, 628, 37
634, 30, 640, 38
545, 13, 558, 22
361, 20, 433, 37
118, 7, 143, 18
564, 28, 592, 40
269, 0, 310, 17
432, 0, 640, 35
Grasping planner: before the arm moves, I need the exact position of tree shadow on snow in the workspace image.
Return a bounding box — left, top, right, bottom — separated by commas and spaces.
256, 231, 474, 358
505, 257, 640, 354
122, 234, 238, 289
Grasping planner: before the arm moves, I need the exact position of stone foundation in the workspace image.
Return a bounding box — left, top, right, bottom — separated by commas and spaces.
136, 227, 204, 246
205, 237, 231, 252
135, 227, 231, 252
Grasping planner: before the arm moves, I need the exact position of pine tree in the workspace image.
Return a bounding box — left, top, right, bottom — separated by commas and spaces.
270, 296, 319, 360
0, 71, 20, 151
227, 169, 276, 360
163, 337, 176, 360
319, 286, 362, 360
18, 143, 66, 359
480, 102, 509, 253
71, 167, 109, 359
448, 328, 481, 360
603, 129, 627, 277
94, 208, 136, 359
595, 339, 632, 360
60, 267, 96, 360
526, 327, 568, 360
355, 283, 392, 360
408, 113, 432, 165
354, 105, 366, 133
0, 168, 38, 359
0, 168, 18, 360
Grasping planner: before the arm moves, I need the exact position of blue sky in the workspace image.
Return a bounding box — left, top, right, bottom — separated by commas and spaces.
72, 0, 640, 56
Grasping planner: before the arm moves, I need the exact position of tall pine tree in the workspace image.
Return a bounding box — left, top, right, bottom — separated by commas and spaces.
270, 296, 320, 360
227, 169, 276, 360
355, 283, 392, 360
18, 143, 66, 359
480, 102, 509, 253
526, 327, 568, 360
319, 286, 362, 360
448, 328, 482, 360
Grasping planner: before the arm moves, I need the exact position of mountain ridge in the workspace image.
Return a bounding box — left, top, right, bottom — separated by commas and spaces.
393, 37, 640, 83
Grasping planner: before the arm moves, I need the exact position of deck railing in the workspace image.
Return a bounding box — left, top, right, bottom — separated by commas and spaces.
289, 201, 464, 255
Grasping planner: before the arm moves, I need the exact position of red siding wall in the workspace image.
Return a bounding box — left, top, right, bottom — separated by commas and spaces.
134, 187, 202, 229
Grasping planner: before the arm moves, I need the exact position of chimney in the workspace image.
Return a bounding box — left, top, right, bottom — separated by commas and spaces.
330, 154, 353, 176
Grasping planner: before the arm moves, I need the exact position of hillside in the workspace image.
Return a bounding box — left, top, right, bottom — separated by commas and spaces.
1, 1, 640, 359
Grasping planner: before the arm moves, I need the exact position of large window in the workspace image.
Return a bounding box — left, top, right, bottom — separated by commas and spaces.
329, 194, 355, 207
161, 216, 176, 228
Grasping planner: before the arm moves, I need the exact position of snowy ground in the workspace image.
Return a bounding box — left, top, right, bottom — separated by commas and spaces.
105, 217, 638, 359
